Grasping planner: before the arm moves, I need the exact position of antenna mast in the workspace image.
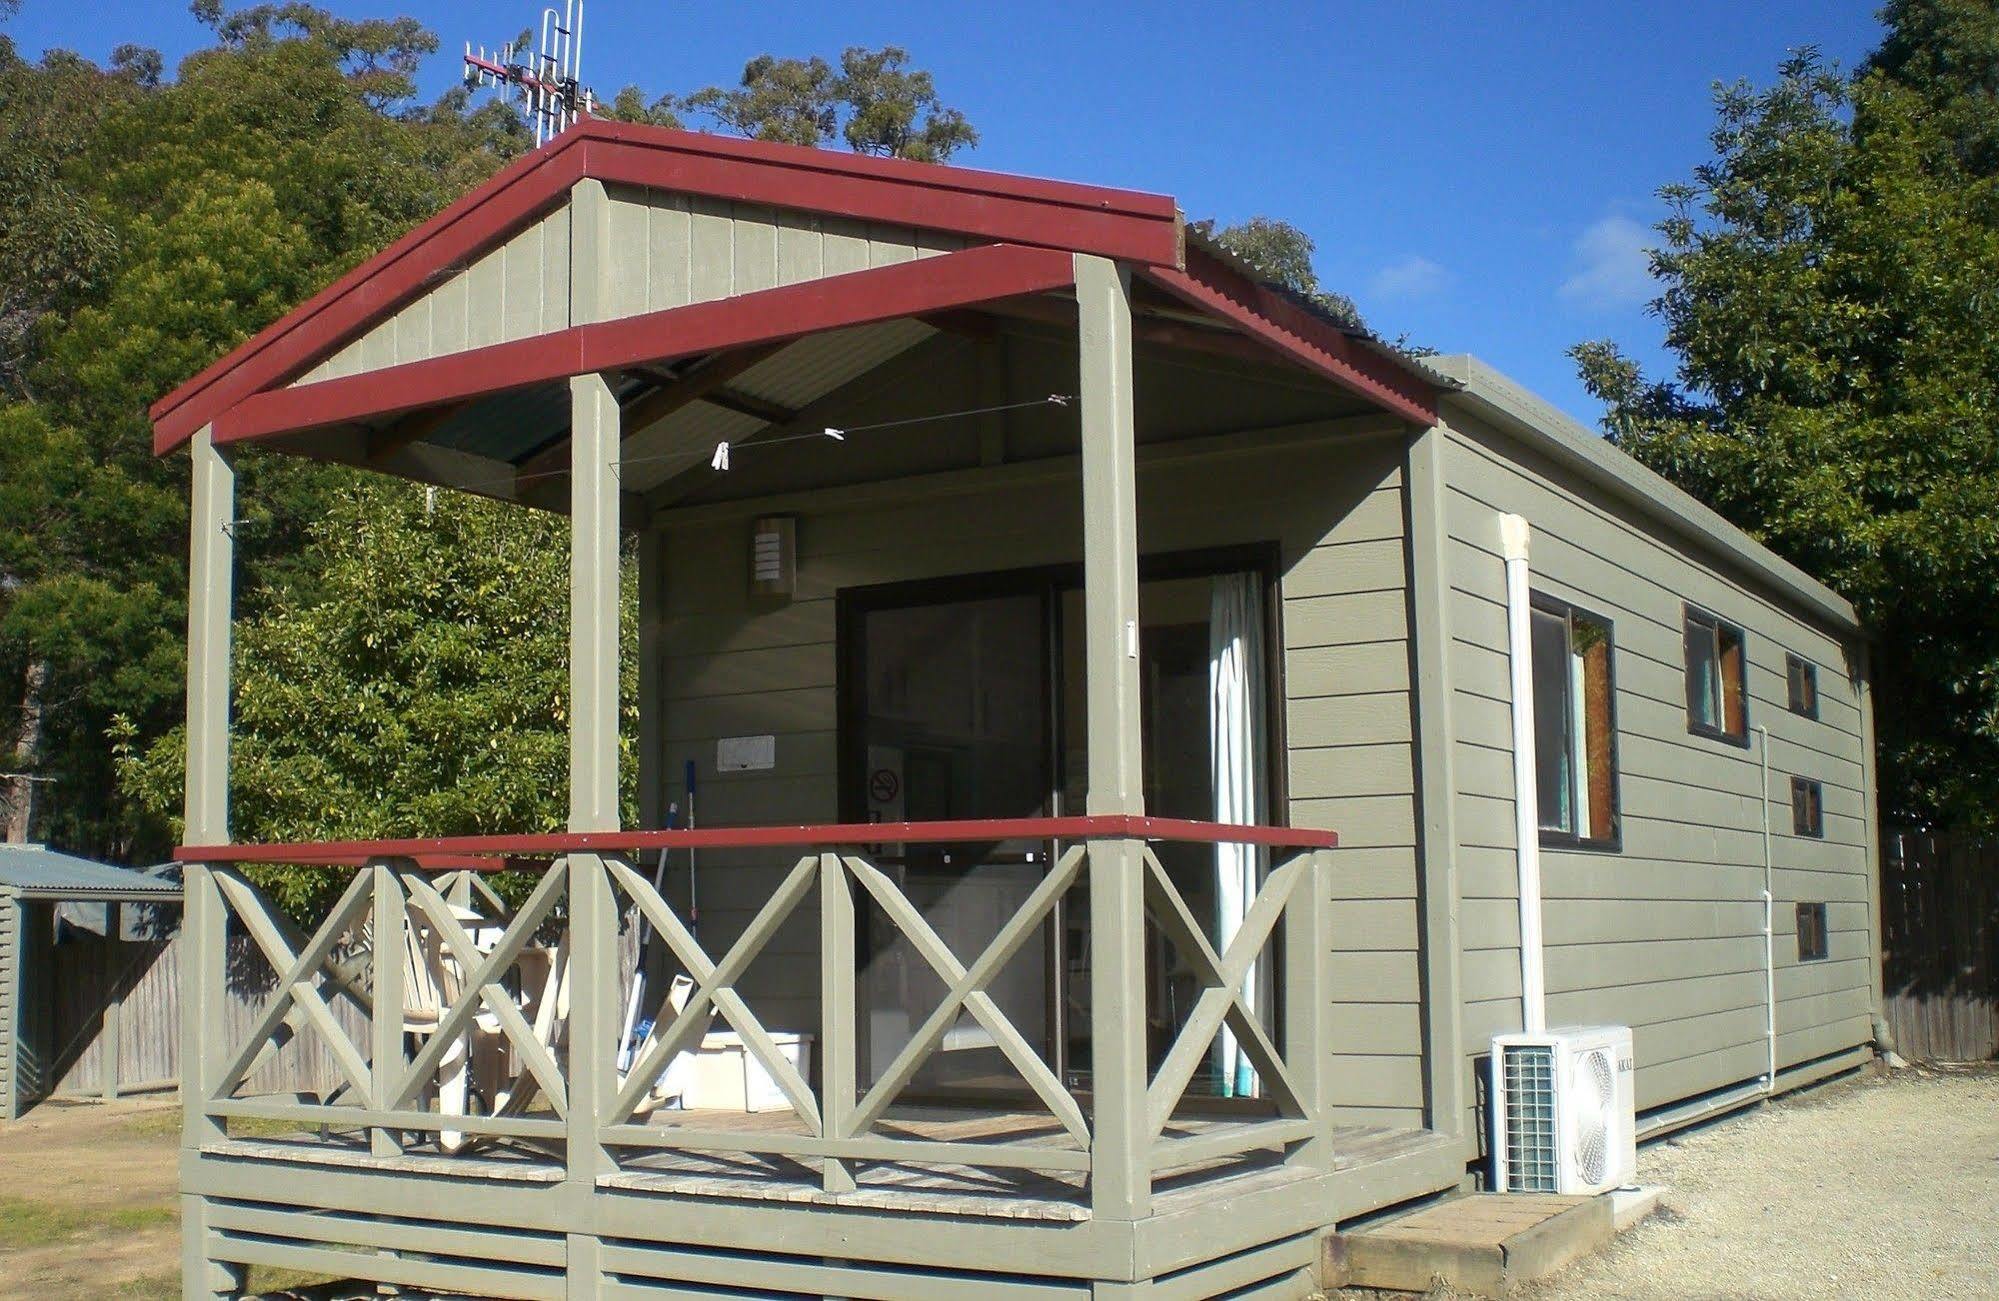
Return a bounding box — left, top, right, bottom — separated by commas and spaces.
464, 1, 596, 147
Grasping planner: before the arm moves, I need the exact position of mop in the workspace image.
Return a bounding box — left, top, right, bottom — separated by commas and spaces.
617, 761, 697, 1074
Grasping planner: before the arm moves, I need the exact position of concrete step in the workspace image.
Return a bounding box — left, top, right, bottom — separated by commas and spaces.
1326, 1191, 1618, 1296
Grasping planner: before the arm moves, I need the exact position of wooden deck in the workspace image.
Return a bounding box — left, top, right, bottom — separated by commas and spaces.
204, 1106, 1448, 1223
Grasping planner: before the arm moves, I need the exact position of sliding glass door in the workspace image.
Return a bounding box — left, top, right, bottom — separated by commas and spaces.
843, 556, 1276, 1105
1056, 571, 1272, 1099
848, 588, 1056, 1097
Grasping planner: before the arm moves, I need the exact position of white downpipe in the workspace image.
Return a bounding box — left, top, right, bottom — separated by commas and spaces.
1758, 725, 1777, 1092
1500, 514, 1547, 1035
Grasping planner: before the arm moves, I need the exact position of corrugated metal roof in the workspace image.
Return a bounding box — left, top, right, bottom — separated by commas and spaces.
430, 385, 573, 464
0, 845, 184, 900
428, 374, 651, 467
731, 320, 937, 409
618, 319, 937, 493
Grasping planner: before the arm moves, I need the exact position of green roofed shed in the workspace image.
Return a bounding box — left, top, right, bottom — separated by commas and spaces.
0, 845, 182, 1118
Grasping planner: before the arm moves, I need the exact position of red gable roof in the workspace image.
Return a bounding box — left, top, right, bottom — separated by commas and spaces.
152, 117, 1435, 453
150, 119, 1186, 453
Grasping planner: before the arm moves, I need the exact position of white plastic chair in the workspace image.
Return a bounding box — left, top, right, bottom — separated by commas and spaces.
485, 936, 699, 1123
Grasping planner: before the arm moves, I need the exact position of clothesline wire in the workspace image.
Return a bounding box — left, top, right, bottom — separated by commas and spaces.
440, 392, 1077, 496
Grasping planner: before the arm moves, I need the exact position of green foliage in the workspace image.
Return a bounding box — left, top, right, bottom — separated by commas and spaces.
680, 45, 978, 161
0, 4, 523, 860
683, 53, 838, 147
1867, 0, 1999, 175
601, 84, 684, 129
116, 483, 637, 919
833, 46, 976, 162
0, 43, 146, 396
1573, 11, 1999, 828
1187, 215, 1366, 331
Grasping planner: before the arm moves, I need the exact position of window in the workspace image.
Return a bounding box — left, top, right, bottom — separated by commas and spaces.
1796, 902, 1829, 962
1531, 595, 1619, 847
1786, 654, 1819, 719
1791, 776, 1825, 838
1684, 606, 1749, 744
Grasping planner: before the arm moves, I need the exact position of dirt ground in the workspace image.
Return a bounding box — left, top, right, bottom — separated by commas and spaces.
1419, 1062, 1999, 1301
0, 1096, 181, 1299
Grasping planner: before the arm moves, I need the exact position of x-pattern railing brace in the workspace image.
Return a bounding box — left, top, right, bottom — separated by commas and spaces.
1141, 845, 1312, 1138
843, 850, 1093, 1147
209, 865, 377, 1104
605, 854, 821, 1130
212, 868, 377, 1105
388, 859, 572, 1115
396, 867, 572, 1115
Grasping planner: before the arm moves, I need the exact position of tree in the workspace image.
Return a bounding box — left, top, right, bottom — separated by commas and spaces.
116, 482, 636, 918
1867, 0, 1999, 175
679, 45, 978, 162
1189, 216, 1366, 331
0, 4, 527, 859
1572, 8, 1999, 829
0, 44, 147, 397
833, 46, 976, 162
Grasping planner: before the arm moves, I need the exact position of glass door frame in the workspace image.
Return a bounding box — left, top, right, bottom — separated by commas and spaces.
834, 542, 1289, 1108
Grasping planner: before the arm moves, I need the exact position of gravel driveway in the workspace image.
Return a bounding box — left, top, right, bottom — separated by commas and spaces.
1518, 1063, 1999, 1301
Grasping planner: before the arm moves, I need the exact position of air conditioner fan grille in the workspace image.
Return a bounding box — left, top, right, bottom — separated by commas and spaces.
1501, 1044, 1558, 1193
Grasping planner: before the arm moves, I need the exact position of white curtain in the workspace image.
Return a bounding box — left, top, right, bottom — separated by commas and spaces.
1210, 572, 1266, 1098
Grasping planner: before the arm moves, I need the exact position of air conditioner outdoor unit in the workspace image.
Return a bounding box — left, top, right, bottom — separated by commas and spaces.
1490, 1025, 1637, 1195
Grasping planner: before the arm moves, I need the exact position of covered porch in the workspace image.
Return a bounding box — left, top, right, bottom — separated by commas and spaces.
161, 121, 1460, 1298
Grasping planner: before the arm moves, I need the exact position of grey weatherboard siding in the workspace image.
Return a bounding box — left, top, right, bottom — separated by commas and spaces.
1430, 382, 1874, 1133
1, 885, 14, 1116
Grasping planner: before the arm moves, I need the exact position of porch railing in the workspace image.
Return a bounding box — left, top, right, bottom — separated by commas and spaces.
177, 816, 1337, 1214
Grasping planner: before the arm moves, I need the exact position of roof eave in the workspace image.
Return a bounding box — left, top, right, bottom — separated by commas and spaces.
1426, 353, 1861, 634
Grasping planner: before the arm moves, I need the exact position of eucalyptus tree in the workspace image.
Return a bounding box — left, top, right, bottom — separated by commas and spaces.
1573, 0, 1999, 828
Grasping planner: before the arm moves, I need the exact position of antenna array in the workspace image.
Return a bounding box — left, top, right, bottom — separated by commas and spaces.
464, 0, 595, 147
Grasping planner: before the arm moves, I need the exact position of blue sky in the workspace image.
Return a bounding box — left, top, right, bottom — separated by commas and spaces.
12, 1, 1886, 425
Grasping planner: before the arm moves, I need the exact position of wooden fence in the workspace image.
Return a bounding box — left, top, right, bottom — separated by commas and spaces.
47, 930, 370, 1102
1881, 829, 1999, 1062
41, 909, 642, 1107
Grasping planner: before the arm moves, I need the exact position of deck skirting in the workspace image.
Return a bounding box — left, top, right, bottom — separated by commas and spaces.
183, 1126, 1462, 1297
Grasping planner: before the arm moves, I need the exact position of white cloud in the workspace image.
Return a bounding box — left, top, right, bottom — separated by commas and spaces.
1369, 255, 1450, 301
1560, 214, 1655, 309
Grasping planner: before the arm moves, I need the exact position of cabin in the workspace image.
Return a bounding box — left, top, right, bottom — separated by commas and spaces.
153, 119, 1883, 1299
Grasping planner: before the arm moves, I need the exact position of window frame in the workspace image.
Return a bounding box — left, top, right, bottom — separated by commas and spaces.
1683, 604, 1751, 747
1785, 653, 1819, 720
1790, 775, 1825, 838
1796, 901, 1829, 962
1530, 592, 1623, 853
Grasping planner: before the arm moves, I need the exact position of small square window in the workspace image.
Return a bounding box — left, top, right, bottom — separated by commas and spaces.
1796, 902, 1829, 962
1786, 654, 1819, 719
1791, 776, 1824, 838
1684, 606, 1749, 744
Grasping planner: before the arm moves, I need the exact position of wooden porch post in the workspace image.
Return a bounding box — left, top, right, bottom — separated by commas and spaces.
1075, 253, 1151, 1226
102, 902, 122, 1102
181, 424, 243, 1299
1283, 851, 1334, 1169
564, 367, 621, 1295
564, 174, 620, 1298
565, 366, 621, 1296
